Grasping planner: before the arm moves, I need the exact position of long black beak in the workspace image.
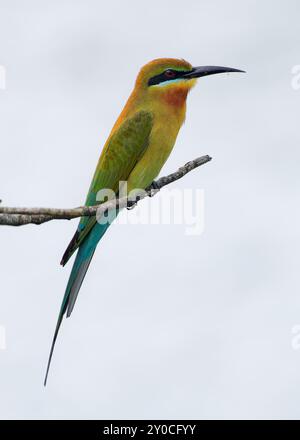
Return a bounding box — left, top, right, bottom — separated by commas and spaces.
184, 65, 245, 79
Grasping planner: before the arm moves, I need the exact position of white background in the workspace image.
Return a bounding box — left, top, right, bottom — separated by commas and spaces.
0, 0, 300, 419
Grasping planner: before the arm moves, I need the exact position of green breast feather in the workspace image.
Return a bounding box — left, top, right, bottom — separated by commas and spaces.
61, 111, 153, 265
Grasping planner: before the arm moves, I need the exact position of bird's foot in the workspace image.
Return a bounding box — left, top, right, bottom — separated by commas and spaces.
127, 196, 140, 210
147, 181, 160, 197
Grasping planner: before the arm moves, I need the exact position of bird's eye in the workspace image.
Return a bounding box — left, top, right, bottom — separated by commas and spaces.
164, 70, 176, 79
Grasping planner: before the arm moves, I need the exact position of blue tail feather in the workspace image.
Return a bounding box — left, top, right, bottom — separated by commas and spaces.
44, 221, 111, 386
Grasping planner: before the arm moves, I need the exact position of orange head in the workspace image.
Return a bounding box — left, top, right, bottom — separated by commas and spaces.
133, 58, 245, 108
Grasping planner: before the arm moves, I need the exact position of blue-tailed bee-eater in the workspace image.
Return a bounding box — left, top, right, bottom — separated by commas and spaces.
44, 58, 244, 385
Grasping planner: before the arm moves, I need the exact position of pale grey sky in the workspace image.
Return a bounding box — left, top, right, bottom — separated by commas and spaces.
0, 0, 300, 419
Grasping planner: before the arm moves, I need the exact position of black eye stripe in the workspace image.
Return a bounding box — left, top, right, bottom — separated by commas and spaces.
148, 69, 191, 86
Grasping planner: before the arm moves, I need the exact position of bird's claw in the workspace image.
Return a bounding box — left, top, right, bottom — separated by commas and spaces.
147, 181, 160, 197
126, 200, 137, 210
127, 196, 141, 210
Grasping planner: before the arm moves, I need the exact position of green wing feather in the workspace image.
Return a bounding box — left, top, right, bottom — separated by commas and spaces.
61, 110, 153, 265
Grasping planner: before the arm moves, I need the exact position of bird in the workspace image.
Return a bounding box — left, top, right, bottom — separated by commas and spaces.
44, 58, 244, 385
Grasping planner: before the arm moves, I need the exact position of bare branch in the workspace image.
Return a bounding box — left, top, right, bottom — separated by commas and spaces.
0, 155, 211, 227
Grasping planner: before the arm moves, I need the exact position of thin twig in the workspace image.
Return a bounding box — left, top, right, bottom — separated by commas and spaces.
0, 155, 211, 226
